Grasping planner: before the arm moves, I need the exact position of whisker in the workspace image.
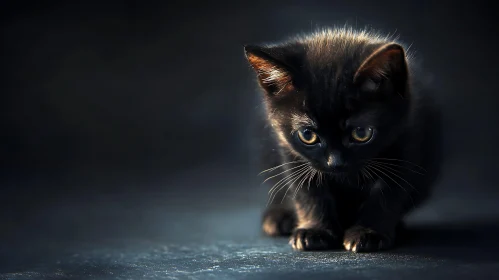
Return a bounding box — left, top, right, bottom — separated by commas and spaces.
365, 165, 391, 192
362, 168, 371, 185
365, 166, 389, 211
369, 158, 427, 172
267, 166, 309, 205
258, 160, 306, 175
366, 160, 425, 175
369, 164, 417, 209
364, 170, 370, 185
307, 170, 317, 191
293, 167, 311, 198
262, 163, 308, 184
367, 161, 408, 176
369, 163, 419, 193
367, 164, 408, 194
280, 167, 310, 203
267, 165, 308, 195
295, 167, 314, 198
267, 165, 308, 201
363, 166, 377, 184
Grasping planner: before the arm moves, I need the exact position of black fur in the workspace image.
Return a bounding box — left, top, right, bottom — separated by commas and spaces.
245, 28, 442, 252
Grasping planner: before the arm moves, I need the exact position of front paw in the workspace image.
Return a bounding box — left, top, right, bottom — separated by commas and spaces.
343, 225, 394, 252
290, 228, 339, 251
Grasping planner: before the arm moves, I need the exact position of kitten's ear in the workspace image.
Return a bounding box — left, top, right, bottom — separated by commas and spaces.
354, 43, 409, 97
244, 45, 296, 95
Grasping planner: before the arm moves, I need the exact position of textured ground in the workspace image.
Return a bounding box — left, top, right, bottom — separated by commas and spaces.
2, 161, 499, 280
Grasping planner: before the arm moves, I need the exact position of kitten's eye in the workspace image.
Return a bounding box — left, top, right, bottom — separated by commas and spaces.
351, 127, 374, 143
298, 129, 319, 145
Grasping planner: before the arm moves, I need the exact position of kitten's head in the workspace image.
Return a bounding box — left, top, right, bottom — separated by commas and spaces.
245, 29, 412, 176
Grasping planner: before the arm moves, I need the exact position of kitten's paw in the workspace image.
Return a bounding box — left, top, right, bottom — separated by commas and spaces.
343, 225, 394, 253
290, 228, 339, 251
262, 206, 296, 236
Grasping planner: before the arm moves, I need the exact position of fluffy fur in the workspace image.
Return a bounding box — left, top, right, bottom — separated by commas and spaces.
245, 27, 442, 252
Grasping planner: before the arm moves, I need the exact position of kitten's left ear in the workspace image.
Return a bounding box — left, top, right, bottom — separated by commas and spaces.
354, 43, 409, 97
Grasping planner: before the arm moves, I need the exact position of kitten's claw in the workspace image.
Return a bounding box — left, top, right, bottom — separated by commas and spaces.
290, 228, 339, 251
343, 225, 393, 252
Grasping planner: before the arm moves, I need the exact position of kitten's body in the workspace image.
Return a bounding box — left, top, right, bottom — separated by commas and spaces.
245, 28, 441, 252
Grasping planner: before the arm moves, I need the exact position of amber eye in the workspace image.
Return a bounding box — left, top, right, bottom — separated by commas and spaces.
297, 129, 319, 145
351, 127, 374, 143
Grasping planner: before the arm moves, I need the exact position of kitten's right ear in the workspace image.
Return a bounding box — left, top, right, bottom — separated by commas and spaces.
244, 45, 295, 95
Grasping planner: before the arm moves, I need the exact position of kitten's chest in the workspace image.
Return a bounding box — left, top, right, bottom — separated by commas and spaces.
327, 179, 371, 199
327, 180, 370, 223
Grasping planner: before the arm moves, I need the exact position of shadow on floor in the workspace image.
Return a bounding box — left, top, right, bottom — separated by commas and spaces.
397, 221, 499, 262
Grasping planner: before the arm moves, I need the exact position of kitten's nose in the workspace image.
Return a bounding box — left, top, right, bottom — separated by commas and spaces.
326, 152, 345, 169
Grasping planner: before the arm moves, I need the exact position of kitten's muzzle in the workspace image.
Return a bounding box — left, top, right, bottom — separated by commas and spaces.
322, 152, 348, 173
326, 153, 344, 167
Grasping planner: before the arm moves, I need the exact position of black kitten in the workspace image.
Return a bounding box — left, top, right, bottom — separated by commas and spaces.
244, 28, 442, 252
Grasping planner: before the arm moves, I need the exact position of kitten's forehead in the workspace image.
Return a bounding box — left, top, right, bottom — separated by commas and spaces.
297, 30, 388, 96
291, 113, 316, 131
300, 29, 388, 66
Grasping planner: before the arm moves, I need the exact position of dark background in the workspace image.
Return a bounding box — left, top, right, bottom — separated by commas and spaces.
1, 0, 499, 279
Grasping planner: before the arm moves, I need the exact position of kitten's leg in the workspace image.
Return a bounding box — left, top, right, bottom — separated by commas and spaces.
261, 167, 297, 237
343, 183, 414, 252
289, 189, 342, 251
262, 203, 296, 237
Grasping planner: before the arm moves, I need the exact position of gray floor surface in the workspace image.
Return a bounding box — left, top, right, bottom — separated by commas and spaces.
1, 160, 499, 280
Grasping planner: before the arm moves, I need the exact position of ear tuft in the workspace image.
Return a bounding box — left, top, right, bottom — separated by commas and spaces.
244, 45, 294, 95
